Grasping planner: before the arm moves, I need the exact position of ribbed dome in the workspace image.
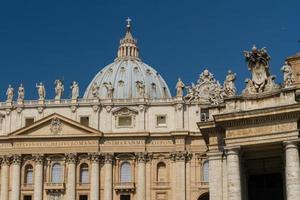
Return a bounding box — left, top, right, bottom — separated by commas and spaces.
83, 19, 171, 100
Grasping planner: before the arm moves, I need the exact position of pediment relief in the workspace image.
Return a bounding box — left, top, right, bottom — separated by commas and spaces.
112, 107, 138, 116
9, 113, 102, 137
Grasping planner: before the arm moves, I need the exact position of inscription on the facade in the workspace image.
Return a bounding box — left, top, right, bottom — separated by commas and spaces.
104, 140, 145, 145
14, 140, 98, 148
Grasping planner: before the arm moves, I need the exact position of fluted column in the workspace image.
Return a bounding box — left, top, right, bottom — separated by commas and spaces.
227, 148, 241, 200
104, 153, 113, 200
0, 156, 10, 200
66, 153, 77, 200
172, 151, 187, 200
208, 152, 223, 200
11, 155, 22, 200
136, 153, 146, 200
284, 141, 300, 200
90, 153, 100, 200
34, 154, 44, 200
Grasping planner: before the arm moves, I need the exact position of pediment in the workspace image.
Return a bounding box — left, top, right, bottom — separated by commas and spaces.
9, 113, 102, 138
112, 107, 138, 116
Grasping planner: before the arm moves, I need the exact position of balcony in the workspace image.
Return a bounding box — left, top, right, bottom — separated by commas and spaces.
114, 182, 135, 193
21, 183, 34, 190
44, 182, 65, 193
152, 181, 170, 189
76, 182, 90, 189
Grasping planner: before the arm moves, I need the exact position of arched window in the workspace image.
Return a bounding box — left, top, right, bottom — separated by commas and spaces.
202, 160, 209, 182
120, 162, 131, 183
80, 163, 89, 184
157, 162, 167, 182
24, 164, 33, 184
51, 163, 62, 183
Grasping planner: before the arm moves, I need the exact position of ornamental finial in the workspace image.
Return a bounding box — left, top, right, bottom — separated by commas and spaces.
126, 17, 132, 30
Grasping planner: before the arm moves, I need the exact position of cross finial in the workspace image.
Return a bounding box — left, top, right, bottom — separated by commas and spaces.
126, 17, 132, 29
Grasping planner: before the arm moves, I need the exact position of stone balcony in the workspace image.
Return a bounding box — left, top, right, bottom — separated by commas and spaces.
44, 182, 65, 193
114, 182, 135, 193
21, 183, 34, 191
152, 181, 170, 189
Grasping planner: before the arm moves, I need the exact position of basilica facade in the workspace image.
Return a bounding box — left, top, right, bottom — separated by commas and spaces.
0, 19, 299, 200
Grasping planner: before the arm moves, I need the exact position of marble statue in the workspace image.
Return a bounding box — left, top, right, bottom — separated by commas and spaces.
91, 82, 100, 98
136, 81, 145, 97
17, 84, 25, 101
6, 84, 14, 103
176, 78, 185, 97
70, 81, 79, 100
243, 45, 279, 95
281, 61, 295, 88
223, 70, 237, 97
104, 82, 114, 99
36, 82, 46, 100
54, 80, 64, 100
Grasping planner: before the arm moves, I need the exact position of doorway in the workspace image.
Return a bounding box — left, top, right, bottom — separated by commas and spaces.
120, 195, 130, 200
248, 173, 284, 200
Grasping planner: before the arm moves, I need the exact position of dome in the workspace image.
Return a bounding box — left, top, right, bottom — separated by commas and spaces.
83, 19, 171, 99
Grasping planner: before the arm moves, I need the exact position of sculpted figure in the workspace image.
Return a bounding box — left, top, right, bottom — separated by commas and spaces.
54, 79, 64, 100
17, 83, 25, 101
136, 81, 145, 97
91, 82, 100, 98
176, 78, 185, 97
281, 61, 295, 87
70, 81, 79, 100
223, 70, 237, 96
104, 82, 114, 99
36, 82, 46, 100
6, 84, 14, 102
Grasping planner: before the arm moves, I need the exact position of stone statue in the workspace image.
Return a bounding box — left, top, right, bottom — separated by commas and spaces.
176, 78, 185, 97
281, 61, 295, 88
91, 82, 100, 98
70, 81, 79, 100
17, 83, 25, 101
104, 82, 114, 99
223, 70, 237, 97
54, 79, 64, 100
36, 82, 46, 100
136, 81, 145, 97
6, 84, 14, 103
243, 45, 279, 95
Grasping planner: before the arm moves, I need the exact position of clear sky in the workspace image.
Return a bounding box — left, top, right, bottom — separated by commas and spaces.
0, 0, 299, 100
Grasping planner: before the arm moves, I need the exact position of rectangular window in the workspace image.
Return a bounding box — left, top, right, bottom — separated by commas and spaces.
118, 116, 132, 127
23, 195, 32, 200
0, 118, 3, 131
79, 195, 88, 200
200, 108, 209, 122
25, 118, 34, 127
80, 116, 89, 127
156, 115, 167, 127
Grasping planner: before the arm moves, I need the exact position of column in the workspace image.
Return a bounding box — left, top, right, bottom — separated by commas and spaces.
90, 153, 100, 200
34, 154, 44, 200
0, 156, 10, 200
136, 153, 146, 200
104, 153, 113, 200
145, 154, 152, 200
208, 152, 223, 200
175, 151, 187, 200
227, 148, 241, 200
185, 154, 192, 200
284, 141, 300, 200
11, 155, 22, 200
170, 154, 177, 200
66, 153, 77, 200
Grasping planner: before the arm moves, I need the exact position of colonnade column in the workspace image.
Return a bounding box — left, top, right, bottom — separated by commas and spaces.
90, 153, 100, 200
0, 156, 10, 200
227, 147, 242, 200
172, 151, 187, 200
208, 152, 223, 200
66, 153, 77, 200
11, 154, 22, 200
284, 141, 300, 200
136, 153, 146, 200
34, 154, 44, 200
104, 153, 113, 200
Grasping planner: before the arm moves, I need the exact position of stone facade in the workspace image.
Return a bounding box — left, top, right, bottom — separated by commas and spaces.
0, 20, 299, 200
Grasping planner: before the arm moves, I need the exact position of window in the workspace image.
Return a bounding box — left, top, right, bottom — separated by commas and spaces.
156, 115, 167, 127
51, 163, 62, 183
80, 117, 89, 127
118, 116, 132, 127
157, 162, 168, 182
24, 164, 33, 184
200, 109, 209, 122
120, 162, 131, 183
23, 195, 32, 200
79, 195, 88, 200
202, 161, 209, 182
25, 118, 34, 127
80, 163, 89, 184
0, 117, 3, 131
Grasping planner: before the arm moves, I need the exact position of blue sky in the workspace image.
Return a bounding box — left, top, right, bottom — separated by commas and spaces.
0, 0, 299, 100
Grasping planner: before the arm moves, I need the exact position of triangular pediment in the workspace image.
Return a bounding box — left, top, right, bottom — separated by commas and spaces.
9, 113, 102, 138
112, 107, 138, 115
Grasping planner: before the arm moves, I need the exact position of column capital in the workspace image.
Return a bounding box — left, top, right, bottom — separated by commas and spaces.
12, 154, 22, 165
65, 153, 77, 164
170, 151, 189, 162
33, 154, 44, 165
103, 153, 114, 164
89, 153, 101, 163
136, 152, 147, 163
283, 140, 299, 150
225, 146, 241, 156
0, 155, 10, 166
207, 151, 223, 161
